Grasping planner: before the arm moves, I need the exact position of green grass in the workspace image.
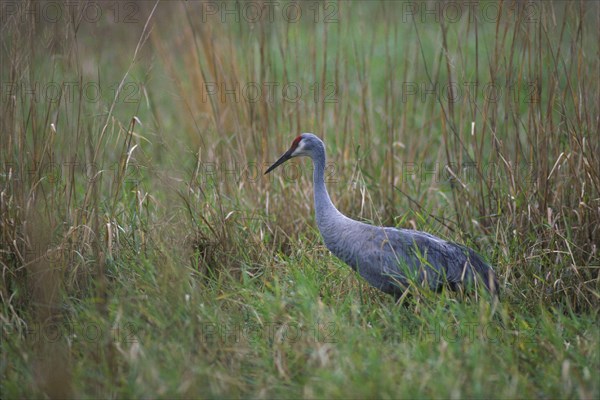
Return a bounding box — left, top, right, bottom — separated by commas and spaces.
1, 1, 599, 398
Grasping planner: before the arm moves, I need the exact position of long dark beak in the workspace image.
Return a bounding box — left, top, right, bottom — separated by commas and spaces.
264, 147, 294, 174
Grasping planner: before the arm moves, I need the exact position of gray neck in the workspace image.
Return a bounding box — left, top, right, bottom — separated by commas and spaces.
312, 146, 344, 230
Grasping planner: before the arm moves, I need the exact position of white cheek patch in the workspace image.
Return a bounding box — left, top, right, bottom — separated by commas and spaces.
292, 141, 305, 156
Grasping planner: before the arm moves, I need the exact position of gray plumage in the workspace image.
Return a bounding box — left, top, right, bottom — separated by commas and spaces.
265, 133, 498, 299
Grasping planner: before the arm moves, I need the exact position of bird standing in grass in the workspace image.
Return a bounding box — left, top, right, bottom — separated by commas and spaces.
265, 133, 498, 300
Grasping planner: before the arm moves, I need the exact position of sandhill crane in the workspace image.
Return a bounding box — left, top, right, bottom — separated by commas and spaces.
265, 133, 498, 299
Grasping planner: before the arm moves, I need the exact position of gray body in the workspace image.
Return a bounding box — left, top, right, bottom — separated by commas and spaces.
266, 133, 498, 298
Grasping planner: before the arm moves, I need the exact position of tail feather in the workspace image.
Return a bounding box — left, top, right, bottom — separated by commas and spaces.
466, 248, 499, 297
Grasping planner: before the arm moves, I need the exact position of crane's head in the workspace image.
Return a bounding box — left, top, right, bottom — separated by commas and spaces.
264, 133, 322, 174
